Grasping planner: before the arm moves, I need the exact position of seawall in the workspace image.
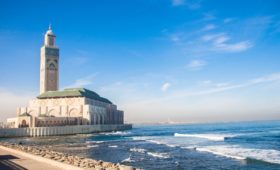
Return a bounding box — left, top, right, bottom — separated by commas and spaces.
0, 124, 132, 138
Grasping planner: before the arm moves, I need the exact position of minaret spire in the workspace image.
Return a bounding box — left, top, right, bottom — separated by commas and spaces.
48, 23, 52, 30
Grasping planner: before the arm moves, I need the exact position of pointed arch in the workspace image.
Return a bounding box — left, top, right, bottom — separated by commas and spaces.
69, 108, 81, 117
48, 109, 57, 116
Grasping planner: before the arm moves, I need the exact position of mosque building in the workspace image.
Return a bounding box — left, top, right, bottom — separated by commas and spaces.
7, 26, 124, 128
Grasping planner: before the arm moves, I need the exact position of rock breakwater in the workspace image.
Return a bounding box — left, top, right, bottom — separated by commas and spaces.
0, 142, 135, 170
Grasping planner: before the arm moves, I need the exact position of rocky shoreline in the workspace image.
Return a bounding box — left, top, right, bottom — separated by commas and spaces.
0, 142, 135, 170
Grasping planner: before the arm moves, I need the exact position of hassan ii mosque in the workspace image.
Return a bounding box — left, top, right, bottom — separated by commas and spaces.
7, 26, 124, 128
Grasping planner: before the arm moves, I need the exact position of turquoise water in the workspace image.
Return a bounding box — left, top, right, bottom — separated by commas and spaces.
3, 120, 280, 169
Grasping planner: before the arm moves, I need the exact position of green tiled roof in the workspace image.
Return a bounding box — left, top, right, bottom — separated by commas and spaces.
37, 88, 112, 104
19, 113, 31, 117
38, 114, 55, 117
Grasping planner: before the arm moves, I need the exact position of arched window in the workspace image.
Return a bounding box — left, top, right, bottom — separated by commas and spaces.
48, 63, 56, 70
21, 120, 27, 127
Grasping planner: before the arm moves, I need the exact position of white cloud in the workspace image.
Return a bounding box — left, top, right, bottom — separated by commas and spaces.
201, 80, 212, 85
214, 39, 252, 53
187, 60, 207, 70
64, 74, 96, 89
224, 18, 235, 23
199, 80, 230, 88
172, 0, 185, 6
202, 33, 253, 53
172, 0, 200, 9
215, 82, 230, 88
250, 73, 280, 84
214, 34, 230, 44
170, 35, 181, 42
161, 82, 171, 92
224, 41, 252, 52
201, 33, 225, 41
197, 80, 212, 87
203, 24, 216, 31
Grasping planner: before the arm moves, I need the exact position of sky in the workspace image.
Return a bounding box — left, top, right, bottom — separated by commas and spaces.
0, 0, 280, 123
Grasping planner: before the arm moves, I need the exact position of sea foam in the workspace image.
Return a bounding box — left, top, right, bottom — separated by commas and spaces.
121, 156, 135, 163
196, 147, 245, 160
87, 145, 99, 148
147, 152, 170, 159
174, 133, 234, 141
86, 141, 104, 144
130, 147, 146, 153
104, 131, 131, 135
196, 145, 280, 164
147, 139, 176, 148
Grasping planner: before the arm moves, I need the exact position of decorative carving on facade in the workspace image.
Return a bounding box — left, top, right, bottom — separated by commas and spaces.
66, 98, 75, 105
52, 98, 60, 106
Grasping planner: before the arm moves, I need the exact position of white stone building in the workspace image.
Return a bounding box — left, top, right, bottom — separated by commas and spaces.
8, 26, 124, 128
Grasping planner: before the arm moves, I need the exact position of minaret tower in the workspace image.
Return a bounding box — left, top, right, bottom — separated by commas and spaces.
40, 25, 59, 94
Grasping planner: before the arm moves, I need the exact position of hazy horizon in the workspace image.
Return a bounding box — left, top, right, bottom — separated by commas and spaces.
1, 0, 280, 123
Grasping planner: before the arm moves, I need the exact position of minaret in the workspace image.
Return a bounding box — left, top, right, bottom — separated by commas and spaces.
40, 25, 59, 94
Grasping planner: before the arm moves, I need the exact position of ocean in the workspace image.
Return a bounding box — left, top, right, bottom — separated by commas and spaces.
2, 120, 280, 170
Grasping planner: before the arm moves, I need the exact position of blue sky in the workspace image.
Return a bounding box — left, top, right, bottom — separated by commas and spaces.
0, 0, 280, 123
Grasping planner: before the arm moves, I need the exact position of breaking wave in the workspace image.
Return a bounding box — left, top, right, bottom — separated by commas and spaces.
86, 141, 104, 144
104, 131, 131, 135
121, 155, 135, 163
196, 147, 245, 160
146, 139, 176, 148
132, 136, 177, 148
131, 136, 151, 141
130, 147, 146, 153
147, 152, 170, 159
108, 145, 118, 148
87, 145, 99, 148
196, 145, 280, 164
174, 133, 234, 141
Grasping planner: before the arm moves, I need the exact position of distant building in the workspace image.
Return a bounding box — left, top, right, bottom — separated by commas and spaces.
8, 26, 124, 128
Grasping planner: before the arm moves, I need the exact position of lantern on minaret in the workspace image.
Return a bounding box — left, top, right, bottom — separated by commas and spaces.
44, 24, 56, 46
40, 25, 60, 94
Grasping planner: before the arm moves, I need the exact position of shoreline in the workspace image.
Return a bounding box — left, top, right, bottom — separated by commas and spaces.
0, 142, 135, 170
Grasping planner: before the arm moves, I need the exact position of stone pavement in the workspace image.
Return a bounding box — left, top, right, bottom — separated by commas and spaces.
0, 147, 62, 170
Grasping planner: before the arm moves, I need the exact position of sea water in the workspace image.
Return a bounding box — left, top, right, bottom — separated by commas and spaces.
2, 120, 280, 169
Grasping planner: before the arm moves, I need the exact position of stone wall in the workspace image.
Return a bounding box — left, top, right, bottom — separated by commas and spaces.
0, 124, 132, 138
